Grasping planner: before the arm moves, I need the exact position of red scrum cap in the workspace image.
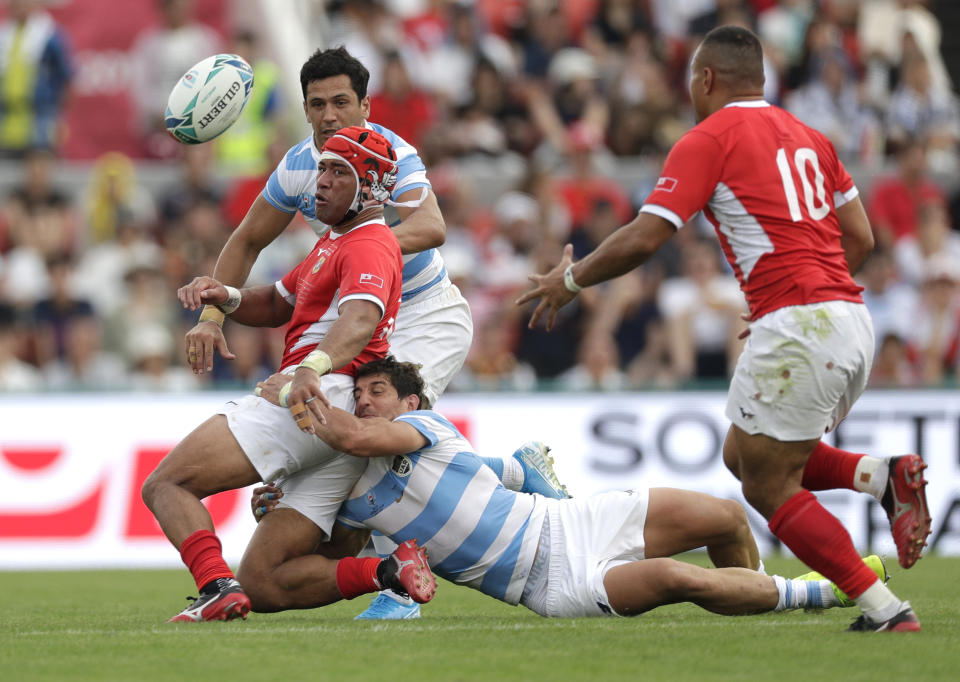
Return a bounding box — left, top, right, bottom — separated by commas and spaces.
319, 126, 398, 214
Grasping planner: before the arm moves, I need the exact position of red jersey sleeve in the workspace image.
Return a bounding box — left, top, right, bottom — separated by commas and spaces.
334, 235, 400, 316
640, 130, 726, 228
277, 258, 306, 304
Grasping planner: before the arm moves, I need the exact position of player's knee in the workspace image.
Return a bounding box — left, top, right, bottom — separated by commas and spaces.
718, 498, 751, 539
140, 470, 162, 509
656, 559, 707, 601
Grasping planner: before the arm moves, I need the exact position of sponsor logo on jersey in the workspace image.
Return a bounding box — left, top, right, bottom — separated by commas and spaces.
391, 455, 413, 477
656, 176, 678, 192
312, 256, 326, 273
360, 273, 384, 288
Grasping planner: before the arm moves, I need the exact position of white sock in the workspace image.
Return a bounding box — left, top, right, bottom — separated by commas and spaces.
853, 456, 888, 501
501, 457, 525, 491
772, 575, 838, 611
854, 580, 902, 622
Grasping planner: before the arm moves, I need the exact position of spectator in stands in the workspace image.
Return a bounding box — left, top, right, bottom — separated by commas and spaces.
130, 0, 221, 158
886, 53, 960, 170
102, 252, 180, 364
657, 238, 747, 382
857, 248, 918, 353
865, 138, 946, 248
82, 151, 157, 245
30, 250, 94, 366
126, 322, 198, 392
209, 323, 273, 388
552, 124, 634, 234
0, 300, 40, 389
785, 47, 881, 164
557, 327, 628, 391
412, 1, 515, 111
0, 0, 72, 157
859, 0, 953, 113
605, 30, 684, 155
869, 332, 916, 387
903, 254, 960, 386
158, 143, 222, 230
214, 29, 284, 178
894, 200, 960, 287
5, 146, 70, 212
42, 307, 127, 390
369, 51, 437, 151
1, 200, 73, 307
526, 48, 610, 157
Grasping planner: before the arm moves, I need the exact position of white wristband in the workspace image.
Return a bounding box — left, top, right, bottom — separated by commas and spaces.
216, 286, 242, 314
563, 264, 583, 293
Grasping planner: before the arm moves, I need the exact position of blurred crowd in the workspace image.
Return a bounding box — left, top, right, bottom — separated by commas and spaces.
1, 0, 960, 393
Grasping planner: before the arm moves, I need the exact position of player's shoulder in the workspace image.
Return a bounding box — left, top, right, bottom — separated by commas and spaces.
365, 121, 420, 161
398, 410, 459, 433
278, 134, 317, 171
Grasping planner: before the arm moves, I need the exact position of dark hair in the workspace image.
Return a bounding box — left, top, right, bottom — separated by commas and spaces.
356, 355, 430, 409
699, 25, 765, 89
300, 46, 370, 100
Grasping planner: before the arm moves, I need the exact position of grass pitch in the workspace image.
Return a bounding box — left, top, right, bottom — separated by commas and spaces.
2, 555, 958, 682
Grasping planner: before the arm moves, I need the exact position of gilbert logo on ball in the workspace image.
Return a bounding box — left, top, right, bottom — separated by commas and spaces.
165, 53, 254, 145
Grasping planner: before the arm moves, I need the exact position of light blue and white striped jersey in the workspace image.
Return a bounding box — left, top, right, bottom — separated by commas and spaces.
261, 122, 449, 303
337, 410, 547, 605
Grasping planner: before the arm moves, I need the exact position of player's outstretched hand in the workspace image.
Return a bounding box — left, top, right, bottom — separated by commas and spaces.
288, 366, 333, 434
515, 243, 578, 331
184, 318, 235, 374
251, 482, 283, 522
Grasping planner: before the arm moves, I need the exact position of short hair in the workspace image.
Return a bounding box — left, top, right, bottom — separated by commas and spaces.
698, 25, 765, 89
356, 356, 430, 409
299, 46, 370, 100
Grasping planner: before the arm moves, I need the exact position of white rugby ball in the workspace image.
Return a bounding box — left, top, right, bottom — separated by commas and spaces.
164, 53, 254, 144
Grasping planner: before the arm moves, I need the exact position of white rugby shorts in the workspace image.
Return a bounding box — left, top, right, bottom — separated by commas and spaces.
726, 300, 875, 441
390, 283, 473, 407
217, 372, 366, 537
521, 489, 650, 618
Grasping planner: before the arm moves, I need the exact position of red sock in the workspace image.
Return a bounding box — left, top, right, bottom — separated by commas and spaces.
179, 529, 234, 592
801, 441, 865, 491
335, 556, 383, 600
769, 490, 878, 599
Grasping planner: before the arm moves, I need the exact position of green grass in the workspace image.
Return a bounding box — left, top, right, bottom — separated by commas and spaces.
2, 556, 958, 682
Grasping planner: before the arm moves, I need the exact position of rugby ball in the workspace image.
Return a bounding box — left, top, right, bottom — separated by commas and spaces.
165, 53, 254, 144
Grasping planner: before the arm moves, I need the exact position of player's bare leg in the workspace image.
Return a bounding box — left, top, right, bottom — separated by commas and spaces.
643, 488, 759, 570
731, 425, 920, 631
142, 415, 261, 622
238, 510, 374, 612
141, 415, 261, 547
603, 558, 779, 616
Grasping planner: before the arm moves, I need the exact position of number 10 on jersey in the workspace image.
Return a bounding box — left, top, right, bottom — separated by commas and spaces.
775, 147, 830, 222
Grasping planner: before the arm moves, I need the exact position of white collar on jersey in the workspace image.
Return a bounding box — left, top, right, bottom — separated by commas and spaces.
327, 217, 383, 239
724, 100, 771, 109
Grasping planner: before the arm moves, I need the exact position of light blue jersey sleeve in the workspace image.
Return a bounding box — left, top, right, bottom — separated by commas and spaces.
262, 136, 317, 215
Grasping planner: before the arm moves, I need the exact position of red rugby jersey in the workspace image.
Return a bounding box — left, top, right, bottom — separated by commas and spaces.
641, 101, 864, 319
275, 218, 402, 375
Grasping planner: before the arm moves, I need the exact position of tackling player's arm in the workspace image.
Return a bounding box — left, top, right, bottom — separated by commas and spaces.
313, 410, 428, 458
835, 195, 874, 275
389, 187, 446, 254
